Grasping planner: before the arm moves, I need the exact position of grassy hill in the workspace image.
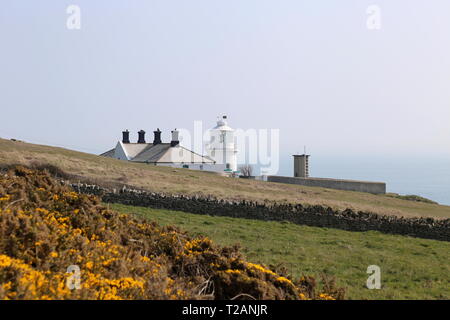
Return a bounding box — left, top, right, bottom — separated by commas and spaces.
112, 203, 450, 300
1, 138, 450, 219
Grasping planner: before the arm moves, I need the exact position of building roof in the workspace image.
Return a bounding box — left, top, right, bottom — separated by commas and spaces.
101, 142, 215, 164
157, 145, 214, 163
121, 143, 149, 158
131, 143, 173, 162
100, 148, 115, 157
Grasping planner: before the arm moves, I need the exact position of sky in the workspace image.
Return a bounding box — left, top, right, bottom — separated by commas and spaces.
0, 1, 449, 168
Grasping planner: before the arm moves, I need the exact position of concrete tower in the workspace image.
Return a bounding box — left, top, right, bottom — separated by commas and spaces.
206, 115, 238, 172
293, 154, 310, 178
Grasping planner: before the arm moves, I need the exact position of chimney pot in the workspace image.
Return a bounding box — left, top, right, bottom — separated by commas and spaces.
153, 129, 162, 145
137, 130, 146, 143
122, 130, 130, 144
171, 129, 179, 147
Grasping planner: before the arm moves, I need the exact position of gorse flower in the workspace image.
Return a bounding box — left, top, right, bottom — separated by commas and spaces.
0, 166, 345, 300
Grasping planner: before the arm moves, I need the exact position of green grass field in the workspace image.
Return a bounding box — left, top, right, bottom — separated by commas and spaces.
110, 203, 450, 300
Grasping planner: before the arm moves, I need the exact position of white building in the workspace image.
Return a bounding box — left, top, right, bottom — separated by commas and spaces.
100, 116, 239, 174
101, 129, 216, 171
205, 115, 238, 173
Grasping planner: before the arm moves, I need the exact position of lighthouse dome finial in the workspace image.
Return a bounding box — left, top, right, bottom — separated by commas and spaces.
217, 115, 228, 126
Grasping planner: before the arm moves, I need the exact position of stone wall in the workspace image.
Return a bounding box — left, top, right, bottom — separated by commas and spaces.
70, 183, 450, 242
267, 176, 386, 194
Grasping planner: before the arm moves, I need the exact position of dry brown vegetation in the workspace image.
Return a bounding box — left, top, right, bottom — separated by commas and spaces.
0, 166, 343, 300
1, 138, 449, 219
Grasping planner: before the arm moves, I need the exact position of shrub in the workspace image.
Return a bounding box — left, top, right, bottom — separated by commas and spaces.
0, 166, 344, 300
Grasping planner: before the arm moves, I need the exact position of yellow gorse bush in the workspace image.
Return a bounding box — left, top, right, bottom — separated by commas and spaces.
0, 254, 71, 300
0, 166, 344, 300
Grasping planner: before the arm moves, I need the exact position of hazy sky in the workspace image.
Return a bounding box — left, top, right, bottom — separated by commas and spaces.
1, 1, 450, 160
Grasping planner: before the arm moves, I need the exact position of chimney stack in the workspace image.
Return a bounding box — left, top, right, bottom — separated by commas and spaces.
153, 128, 162, 145
137, 130, 146, 143
122, 130, 130, 144
171, 129, 179, 147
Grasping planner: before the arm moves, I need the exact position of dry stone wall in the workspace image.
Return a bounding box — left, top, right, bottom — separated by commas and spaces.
70, 183, 450, 242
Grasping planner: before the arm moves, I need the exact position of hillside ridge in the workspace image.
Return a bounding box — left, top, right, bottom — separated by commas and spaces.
1, 138, 450, 219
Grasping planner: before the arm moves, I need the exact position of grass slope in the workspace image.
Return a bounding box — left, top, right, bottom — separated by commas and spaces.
111, 203, 450, 300
1, 138, 450, 219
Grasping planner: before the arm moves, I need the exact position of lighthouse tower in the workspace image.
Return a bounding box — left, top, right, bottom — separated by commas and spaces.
206, 115, 238, 173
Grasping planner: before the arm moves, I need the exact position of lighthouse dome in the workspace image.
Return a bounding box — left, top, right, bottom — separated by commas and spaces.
213, 115, 233, 131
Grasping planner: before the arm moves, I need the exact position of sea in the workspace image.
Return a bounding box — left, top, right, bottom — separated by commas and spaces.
268, 154, 450, 206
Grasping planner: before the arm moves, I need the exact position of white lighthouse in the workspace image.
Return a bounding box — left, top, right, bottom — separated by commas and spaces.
206, 115, 238, 173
